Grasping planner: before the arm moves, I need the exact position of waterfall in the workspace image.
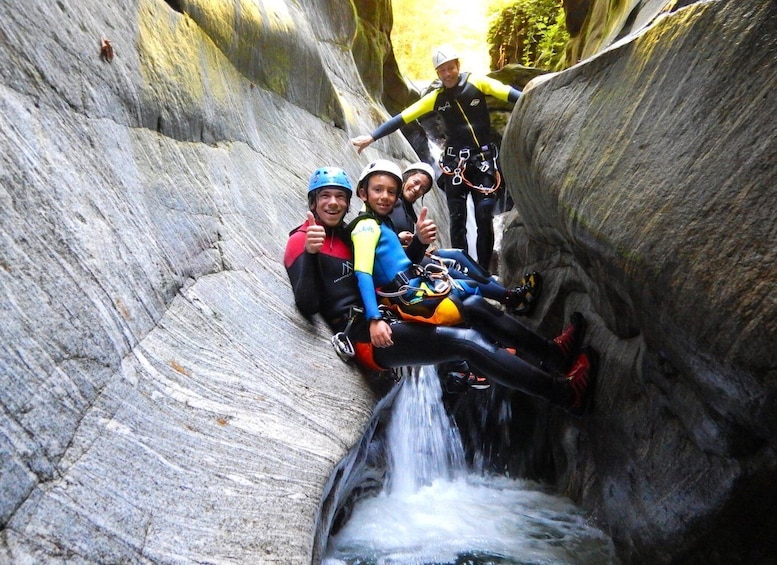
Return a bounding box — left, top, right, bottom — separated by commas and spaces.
385, 366, 465, 495
323, 365, 618, 564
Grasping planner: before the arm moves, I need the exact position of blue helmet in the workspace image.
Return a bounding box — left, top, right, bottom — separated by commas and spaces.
308, 167, 353, 195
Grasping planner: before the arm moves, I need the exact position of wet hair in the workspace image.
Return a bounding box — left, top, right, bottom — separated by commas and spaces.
308, 187, 351, 213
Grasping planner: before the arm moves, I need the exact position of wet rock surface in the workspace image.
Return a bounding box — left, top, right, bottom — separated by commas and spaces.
499, 0, 777, 561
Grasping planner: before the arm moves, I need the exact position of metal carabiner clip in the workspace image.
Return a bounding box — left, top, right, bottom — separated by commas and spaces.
331, 332, 355, 362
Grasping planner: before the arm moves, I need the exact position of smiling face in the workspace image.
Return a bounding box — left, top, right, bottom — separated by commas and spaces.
312, 187, 349, 227
402, 172, 432, 204
435, 59, 460, 89
359, 173, 399, 217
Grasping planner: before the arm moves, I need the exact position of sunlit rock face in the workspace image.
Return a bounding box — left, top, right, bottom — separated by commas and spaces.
563, 0, 700, 65
500, 0, 777, 561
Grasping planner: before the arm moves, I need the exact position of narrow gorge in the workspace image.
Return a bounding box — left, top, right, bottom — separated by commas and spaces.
1, 0, 775, 562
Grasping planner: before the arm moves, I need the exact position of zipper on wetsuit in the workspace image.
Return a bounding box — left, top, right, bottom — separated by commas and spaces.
455, 99, 481, 148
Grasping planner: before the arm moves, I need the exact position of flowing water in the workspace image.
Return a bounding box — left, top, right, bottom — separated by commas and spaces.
323, 366, 617, 565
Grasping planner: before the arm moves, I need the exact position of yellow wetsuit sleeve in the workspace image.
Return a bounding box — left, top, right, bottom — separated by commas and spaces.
351, 218, 381, 274
399, 90, 440, 123
469, 75, 515, 101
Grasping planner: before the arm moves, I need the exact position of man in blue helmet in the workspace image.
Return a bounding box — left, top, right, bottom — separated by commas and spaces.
284, 166, 597, 415
284, 167, 357, 325
351, 45, 521, 270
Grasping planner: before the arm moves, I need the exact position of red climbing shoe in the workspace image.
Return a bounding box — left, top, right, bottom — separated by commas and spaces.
552, 312, 587, 369
564, 346, 598, 417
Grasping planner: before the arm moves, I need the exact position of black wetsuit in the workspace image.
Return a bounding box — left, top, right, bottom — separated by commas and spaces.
370, 72, 521, 269
284, 220, 570, 404
387, 195, 513, 303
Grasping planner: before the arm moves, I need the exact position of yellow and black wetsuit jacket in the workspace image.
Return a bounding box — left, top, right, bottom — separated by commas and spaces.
370, 72, 520, 150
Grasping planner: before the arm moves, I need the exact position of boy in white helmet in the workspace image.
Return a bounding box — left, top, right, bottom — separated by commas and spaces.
347, 160, 574, 364
352, 45, 521, 270
286, 165, 598, 412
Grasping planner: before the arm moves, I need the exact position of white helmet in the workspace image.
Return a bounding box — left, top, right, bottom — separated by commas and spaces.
402, 162, 435, 184
432, 44, 459, 69
358, 159, 403, 189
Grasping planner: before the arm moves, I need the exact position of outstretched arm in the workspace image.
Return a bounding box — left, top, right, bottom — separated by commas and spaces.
351, 134, 375, 154
350, 93, 437, 154
350, 114, 405, 154
471, 75, 522, 104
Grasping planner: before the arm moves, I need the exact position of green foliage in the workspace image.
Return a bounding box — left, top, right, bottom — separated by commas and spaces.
390, 0, 568, 80
487, 0, 569, 71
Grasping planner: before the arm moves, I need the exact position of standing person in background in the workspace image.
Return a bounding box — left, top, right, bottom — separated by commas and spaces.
351, 45, 521, 270
391, 161, 542, 316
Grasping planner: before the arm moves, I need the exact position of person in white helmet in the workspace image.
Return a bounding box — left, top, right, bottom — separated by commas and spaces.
388, 161, 542, 316
351, 45, 521, 270
285, 164, 597, 411
388, 162, 437, 254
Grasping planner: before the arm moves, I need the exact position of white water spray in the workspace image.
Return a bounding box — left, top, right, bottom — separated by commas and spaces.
324, 366, 617, 564
385, 366, 465, 495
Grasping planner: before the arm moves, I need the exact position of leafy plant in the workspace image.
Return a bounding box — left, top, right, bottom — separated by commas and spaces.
390, 0, 569, 80
487, 0, 569, 71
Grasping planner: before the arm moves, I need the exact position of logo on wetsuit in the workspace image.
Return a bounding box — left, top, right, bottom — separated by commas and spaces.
335, 261, 354, 283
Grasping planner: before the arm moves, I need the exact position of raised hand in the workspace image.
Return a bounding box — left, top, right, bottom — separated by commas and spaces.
350, 135, 374, 155
304, 211, 326, 254
415, 206, 437, 246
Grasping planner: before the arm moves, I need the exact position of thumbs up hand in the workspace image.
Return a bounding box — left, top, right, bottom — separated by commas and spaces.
305, 211, 326, 254
415, 206, 437, 246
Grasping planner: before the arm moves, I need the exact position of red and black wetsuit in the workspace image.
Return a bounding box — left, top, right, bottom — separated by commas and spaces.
284, 220, 357, 328
284, 219, 571, 404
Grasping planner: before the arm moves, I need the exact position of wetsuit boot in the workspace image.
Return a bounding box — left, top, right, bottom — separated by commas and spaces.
441, 361, 490, 392
548, 312, 587, 372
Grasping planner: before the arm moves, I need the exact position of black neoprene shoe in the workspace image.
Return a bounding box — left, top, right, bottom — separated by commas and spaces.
505, 271, 543, 315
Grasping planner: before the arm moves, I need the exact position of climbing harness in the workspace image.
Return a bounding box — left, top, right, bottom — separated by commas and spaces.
438, 143, 502, 195
376, 261, 453, 303
330, 331, 355, 362
330, 305, 399, 363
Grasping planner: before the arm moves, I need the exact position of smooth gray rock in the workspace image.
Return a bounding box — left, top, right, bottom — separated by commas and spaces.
3, 0, 775, 562
501, 0, 777, 561
0, 0, 430, 562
